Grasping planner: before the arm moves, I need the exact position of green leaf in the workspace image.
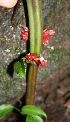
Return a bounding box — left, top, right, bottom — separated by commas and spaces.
14, 61, 26, 78
26, 115, 44, 122
32, 115, 44, 122
21, 105, 47, 118
22, 57, 26, 62
26, 116, 34, 122
0, 104, 14, 119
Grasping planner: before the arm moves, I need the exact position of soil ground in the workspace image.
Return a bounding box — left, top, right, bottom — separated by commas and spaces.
36, 65, 70, 122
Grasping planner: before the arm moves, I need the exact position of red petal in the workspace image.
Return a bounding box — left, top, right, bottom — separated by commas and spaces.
43, 29, 55, 36
47, 30, 55, 35
43, 39, 49, 45
31, 53, 37, 59
25, 53, 33, 60
23, 27, 28, 32
39, 56, 47, 67
43, 35, 50, 45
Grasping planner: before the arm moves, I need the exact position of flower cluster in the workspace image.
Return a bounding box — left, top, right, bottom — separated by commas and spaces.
21, 27, 28, 41
43, 29, 55, 45
25, 53, 47, 67
21, 27, 55, 67
21, 27, 55, 45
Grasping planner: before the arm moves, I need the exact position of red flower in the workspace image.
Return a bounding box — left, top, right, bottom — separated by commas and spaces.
21, 27, 55, 45
39, 55, 47, 67
43, 35, 50, 45
25, 53, 47, 67
25, 53, 37, 61
21, 27, 28, 41
34, 56, 47, 67
43, 29, 55, 45
34, 55, 47, 67
43, 29, 55, 36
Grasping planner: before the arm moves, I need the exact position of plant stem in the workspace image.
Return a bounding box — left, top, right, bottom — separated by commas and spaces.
26, 0, 35, 53
25, 64, 38, 104
33, 0, 43, 56
25, 0, 43, 105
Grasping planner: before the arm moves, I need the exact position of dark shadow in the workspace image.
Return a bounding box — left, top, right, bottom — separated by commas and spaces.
11, 0, 21, 21
22, 0, 29, 26
11, 0, 30, 52
5, 1, 30, 122
22, 0, 30, 53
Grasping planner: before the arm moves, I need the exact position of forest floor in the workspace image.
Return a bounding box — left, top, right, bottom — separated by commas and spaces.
36, 65, 70, 122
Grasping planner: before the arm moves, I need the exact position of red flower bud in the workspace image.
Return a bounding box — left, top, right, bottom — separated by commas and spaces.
21, 27, 28, 41
23, 27, 28, 32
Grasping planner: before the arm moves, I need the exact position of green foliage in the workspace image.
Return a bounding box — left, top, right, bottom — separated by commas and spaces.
0, 104, 14, 119
14, 57, 37, 78
21, 105, 47, 122
32, 115, 44, 122
26, 116, 35, 122
0, 104, 47, 122
21, 105, 47, 118
14, 60, 26, 78
26, 115, 44, 122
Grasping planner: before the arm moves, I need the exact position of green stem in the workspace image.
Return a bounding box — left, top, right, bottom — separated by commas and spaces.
26, 0, 35, 53
33, 0, 43, 56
